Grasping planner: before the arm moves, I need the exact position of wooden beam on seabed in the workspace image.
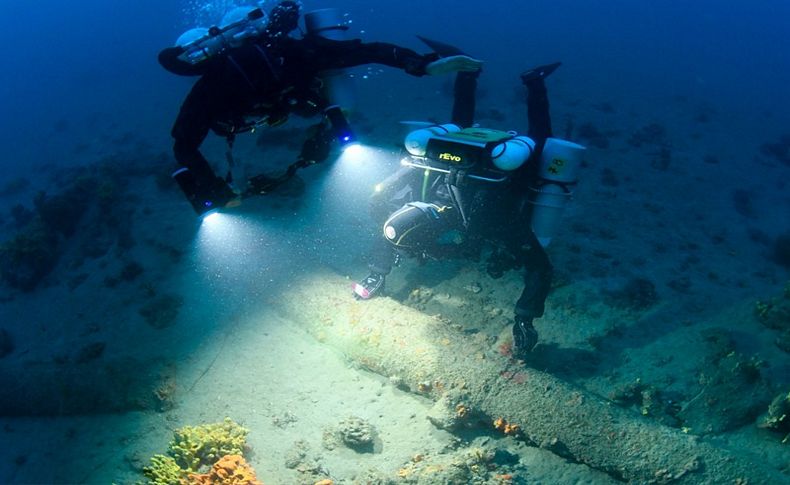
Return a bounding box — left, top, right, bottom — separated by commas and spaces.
270, 269, 786, 484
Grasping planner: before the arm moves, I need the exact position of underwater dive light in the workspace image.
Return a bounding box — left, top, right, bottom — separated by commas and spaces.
173, 168, 210, 216
172, 168, 238, 218
324, 105, 357, 146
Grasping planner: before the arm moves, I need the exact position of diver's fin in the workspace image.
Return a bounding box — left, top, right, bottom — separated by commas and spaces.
416, 35, 466, 57
245, 173, 284, 197
520, 62, 562, 84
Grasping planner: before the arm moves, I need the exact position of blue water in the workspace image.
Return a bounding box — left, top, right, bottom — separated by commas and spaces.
1, 0, 788, 170
2, 0, 788, 157
0, 0, 789, 483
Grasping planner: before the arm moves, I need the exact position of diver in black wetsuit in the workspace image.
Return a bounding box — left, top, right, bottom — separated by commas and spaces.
158, 1, 482, 216
353, 56, 562, 356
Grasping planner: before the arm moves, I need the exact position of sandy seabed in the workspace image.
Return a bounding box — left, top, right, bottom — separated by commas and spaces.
0, 69, 788, 484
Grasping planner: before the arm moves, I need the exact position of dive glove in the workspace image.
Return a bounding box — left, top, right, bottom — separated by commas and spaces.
512, 315, 538, 355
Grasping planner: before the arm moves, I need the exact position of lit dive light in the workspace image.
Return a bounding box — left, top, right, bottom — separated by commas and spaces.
172, 168, 225, 218
324, 105, 357, 146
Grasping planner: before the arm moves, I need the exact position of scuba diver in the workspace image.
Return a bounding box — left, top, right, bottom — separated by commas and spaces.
352, 39, 584, 356
158, 1, 482, 216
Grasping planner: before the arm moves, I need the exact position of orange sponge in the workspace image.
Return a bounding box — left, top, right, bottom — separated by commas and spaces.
185, 454, 263, 485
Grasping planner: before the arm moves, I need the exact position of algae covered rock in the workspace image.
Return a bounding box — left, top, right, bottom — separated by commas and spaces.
0, 220, 59, 291
756, 282, 790, 328
603, 276, 659, 311
33, 180, 93, 237
393, 445, 509, 484
755, 282, 790, 353
609, 378, 680, 427
284, 440, 331, 483
323, 416, 378, 453
775, 330, 790, 353
427, 391, 476, 431
678, 353, 771, 434
336, 416, 376, 452
756, 282, 790, 330
139, 293, 183, 329
758, 391, 790, 442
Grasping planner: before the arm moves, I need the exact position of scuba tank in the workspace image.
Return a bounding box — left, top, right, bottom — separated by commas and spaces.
175, 6, 268, 65
529, 138, 586, 247
490, 134, 535, 171
405, 124, 462, 157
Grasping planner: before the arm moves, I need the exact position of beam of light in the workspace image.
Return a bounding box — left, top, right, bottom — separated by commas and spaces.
193, 212, 279, 290
340, 142, 364, 157
337, 142, 370, 164
321, 144, 401, 199
334, 144, 393, 173
192, 209, 311, 294
201, 210, 222, 224
196, 212, 258, 263
300, 144, 401, 268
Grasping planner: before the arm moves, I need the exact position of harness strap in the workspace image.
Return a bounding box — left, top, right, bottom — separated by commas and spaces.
226, 55, 256, 91
444, 169, 470, 229
254, 44, 281, 83
224, 135, 236, 184
532, 177, 578, 194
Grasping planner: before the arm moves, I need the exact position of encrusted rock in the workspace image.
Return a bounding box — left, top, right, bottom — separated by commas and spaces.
427, 391, 474, 431
407, 287, 433, 307
336, 416, 376, 452
139, 293, 183, 329
464, 282, 482, 294
678, 353, 772, 434
389, 375, 408, 390
758, 391, 790, 436
284, 440, 330, 483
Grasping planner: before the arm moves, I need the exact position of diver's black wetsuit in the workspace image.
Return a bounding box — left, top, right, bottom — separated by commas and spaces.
365, 70, 554, 324
160, 35, 436, 192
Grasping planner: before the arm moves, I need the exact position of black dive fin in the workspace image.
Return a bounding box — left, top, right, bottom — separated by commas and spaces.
520, 62, 562, 84
416, 35, 466, 57
245, 173, 284, 197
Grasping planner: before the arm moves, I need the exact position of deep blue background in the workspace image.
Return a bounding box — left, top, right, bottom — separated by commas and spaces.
0, 0, 787, 177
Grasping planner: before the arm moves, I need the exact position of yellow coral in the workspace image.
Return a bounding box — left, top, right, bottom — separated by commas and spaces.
143, 454, 183, 485
170, 418, 249, 473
